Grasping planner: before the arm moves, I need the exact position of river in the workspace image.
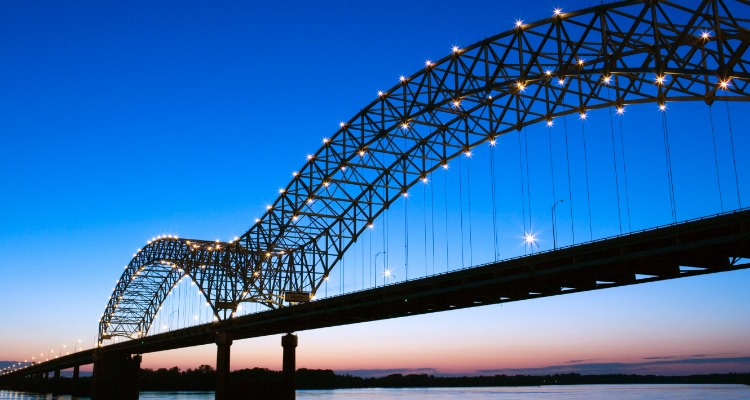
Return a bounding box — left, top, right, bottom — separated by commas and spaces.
1, 384, 749, 399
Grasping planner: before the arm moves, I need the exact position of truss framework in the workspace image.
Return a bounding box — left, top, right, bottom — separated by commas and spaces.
99, 0, 750, 343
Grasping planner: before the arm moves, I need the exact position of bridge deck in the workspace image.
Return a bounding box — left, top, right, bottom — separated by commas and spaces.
5, 209, 749, 376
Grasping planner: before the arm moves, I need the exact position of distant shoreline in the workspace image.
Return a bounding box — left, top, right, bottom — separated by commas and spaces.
2, 367, 748, 397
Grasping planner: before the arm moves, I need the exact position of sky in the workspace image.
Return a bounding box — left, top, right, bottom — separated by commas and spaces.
1, 0, 749, 377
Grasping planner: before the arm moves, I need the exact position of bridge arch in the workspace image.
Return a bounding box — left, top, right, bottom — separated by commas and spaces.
99, 0, 750, 343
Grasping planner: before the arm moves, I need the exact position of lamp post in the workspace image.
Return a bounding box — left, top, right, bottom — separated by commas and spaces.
374, 251, 386, 287
551, 199, 564, 250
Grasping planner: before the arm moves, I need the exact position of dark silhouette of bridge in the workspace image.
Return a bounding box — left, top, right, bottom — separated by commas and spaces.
2, 1, 750, 399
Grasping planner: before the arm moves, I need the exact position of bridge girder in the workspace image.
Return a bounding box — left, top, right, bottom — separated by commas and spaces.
99, 0, 750, 343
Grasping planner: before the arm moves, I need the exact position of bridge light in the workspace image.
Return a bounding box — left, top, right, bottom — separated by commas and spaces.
659, 102, 667, 112
399, 75, 407, 82
464, 150, 472, 158
368, 223, 375, 229
377, 90, 385, 97
340, 165, 347, 171
602, 75, 611, 84
306, 197, 314, 204
616, 106, 626, 115
515, 19, 523, 28
701, 31, 711, 40
339, 121, 346, 128
557, 78, 565, 86
255, 218, 261, 222
577, 58, 585, 66
452, 99, 461, 108
322, 137, 330, 144
306, 154, 314, 161
524, 233, 537, 245
278, 188, 286, 194
421, 176, 429, 184
323, 181, 330, 188
579, 111, 588, 120
358, 149, 366, 157
402, 191, 409, 198
719, 79, 731, 90
516, 81, 526, 92
442, 162, 449, 170
266, 204, 272, 210
554, 8, 563, 16
655, 75, 666, 85
401, 122, 410, 130
546, 119, 554, 127
545, 69, 553, 76
292, 171, 299, 177
489, 138, 497, 146
425, 60, 433, 67
451, 45, 461, 53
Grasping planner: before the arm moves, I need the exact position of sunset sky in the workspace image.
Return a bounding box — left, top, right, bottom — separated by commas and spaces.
1, 0, 749, 377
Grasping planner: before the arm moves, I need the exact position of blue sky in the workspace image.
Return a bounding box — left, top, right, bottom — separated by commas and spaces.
1, 0, 749, 376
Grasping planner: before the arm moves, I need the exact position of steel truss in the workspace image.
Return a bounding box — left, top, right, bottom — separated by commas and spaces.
99, 0, 750, 343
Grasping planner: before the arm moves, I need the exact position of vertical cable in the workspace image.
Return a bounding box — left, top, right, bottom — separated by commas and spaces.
431, 173, 436, 274
404, 194, 409, 280
708, 105, 724, 212
490, 143, 499, 261
518, 131, 528, 252
725, 101, 743, 208
608, 94, 623, 234
467, 153, 474, 267
661, 111, 677, 223
444, 166, 450, 271
524, 127, 533, 242
458, 156, 466, 268
563, 115, 576, 243
581, 118, 594, 240
618, 111, 632, 232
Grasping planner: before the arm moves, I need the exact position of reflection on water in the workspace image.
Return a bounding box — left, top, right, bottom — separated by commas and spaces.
2, 385, 749, 399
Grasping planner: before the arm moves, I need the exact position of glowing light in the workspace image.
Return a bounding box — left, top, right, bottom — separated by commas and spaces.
377, 90, 385, 97
323, 181, 330, 188
464, 150, 472, 158
524, 233, 537, 245
339, 122, 346, 128
577, 58, 585, 66
384, 269, 393, 278
425, 60, 433, 67
402, 191, 409, 198
557, 78, 566, 86
546, 119, 554, 127
452, 99, 461, 108
421, 176, 429, 184
579, 111, 588, 120
545, 69, 553, 76
452, 45, 461, 53
368, 223, 375, 229
266, 205, 272, 210
516, 81, 526, 91
278, 188, 285, 194
340, 165, 347, 171
401, 122, 410, 130
554, 8, 563, 16
358, 149, 366, 157
399, 75, 407, 82
292, 215, 299, 221
306, 154, 314, 161
515, 19, 523, 28
701, 31, 711, 40
292, 171, 299, 177
322, 137, 330, 144
655, 75, 666, 85
602, 75, 611, 84
255, 218, 260, 223
659, 102, 667, 111
442, 163, 449, 170
719, 79, 731, 90
489, 138, 497, 146
616, 106, 625, 115
306, 198, 314, 204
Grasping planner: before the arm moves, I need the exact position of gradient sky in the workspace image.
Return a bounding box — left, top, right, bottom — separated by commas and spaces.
1, 0, 749, 377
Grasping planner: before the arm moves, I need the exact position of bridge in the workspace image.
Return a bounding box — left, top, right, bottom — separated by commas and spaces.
2, 0, 750, 399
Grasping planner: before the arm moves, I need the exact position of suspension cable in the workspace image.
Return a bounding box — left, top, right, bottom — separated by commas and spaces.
524, 127, 533, 243
563, 115, 576, 243
581, 116, 594, 241
404, 193, 409, 280
618, 109, 632, 232
608, 93, 623, 234
490, 141, 499, 261
661, 109, 677, 223
458, 155, 466, 268
709, 105, 724, 212
444, 165, 449, 272
431, 173, 436, 274
518, 130, 528, 251
467, 152, 474, 267
725, 100, 743, 208
423, 179, 428, 276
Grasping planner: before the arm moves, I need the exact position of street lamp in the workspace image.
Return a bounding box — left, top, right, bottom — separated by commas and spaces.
374, 251, 386, 287
551, 199, 565, 250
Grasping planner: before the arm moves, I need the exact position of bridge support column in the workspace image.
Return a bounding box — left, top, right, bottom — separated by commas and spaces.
281, 333, 298, 400
72, 364, 80, 395
52, 369, 60, 394
91, 352, 141, 400
215, 332, 232, 400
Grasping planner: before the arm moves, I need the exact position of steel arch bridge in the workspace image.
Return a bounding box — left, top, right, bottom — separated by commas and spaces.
99, 0, 750, 344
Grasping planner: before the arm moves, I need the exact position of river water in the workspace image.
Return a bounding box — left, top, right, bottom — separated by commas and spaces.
1, 384, 749, 399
